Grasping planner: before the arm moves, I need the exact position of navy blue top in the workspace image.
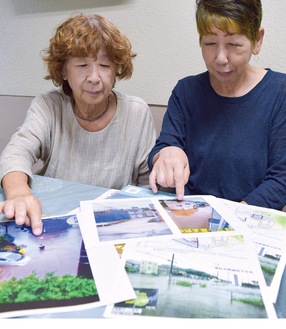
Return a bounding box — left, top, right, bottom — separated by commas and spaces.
148, 69, 286, 210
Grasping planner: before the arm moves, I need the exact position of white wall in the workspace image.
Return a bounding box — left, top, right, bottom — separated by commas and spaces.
1, 0, 286, 105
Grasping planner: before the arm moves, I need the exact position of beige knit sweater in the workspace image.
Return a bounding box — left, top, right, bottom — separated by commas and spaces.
0, 88, 156, 189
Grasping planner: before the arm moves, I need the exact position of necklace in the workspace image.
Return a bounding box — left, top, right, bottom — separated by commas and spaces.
73, 96, 110, 122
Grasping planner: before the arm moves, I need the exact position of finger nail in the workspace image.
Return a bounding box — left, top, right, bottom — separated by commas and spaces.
177, 194, 183, 200
33, 228, 42, 236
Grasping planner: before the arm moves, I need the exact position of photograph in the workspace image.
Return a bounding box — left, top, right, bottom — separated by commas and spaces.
222, 199, 286, 302
80, 198, 175, 245
79, 195, 240, 247
158, 197, 234, 234
105, 236, 276, 319
0, 215, 100, 317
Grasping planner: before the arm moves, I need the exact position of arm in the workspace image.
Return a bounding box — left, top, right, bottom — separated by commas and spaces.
149, 146, 190, 200
136, 113, 157, 187
242, 98, 286, 210
0, 93, 56, 235
0, 172, 43, 235
148, 82, 190, 199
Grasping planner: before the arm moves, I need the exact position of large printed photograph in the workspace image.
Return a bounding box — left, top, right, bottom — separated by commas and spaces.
0, 215, 99, 317
105, 236, 276, 319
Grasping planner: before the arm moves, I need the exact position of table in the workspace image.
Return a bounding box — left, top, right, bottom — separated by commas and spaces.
0, 175, 108, 318
1, 175, 286, 319
0, 174, 107, 218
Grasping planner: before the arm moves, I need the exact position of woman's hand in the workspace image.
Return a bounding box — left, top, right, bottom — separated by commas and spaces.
0, 172, 43, 236
149, 146, 190, 200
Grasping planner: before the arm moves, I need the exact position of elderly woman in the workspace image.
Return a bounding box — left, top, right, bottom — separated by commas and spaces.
0, 14, 156, 235
149, 0, 286, 210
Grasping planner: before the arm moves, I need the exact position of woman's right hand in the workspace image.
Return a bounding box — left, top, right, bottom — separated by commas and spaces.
0, 172, 43, 236
149, 146, 190, 200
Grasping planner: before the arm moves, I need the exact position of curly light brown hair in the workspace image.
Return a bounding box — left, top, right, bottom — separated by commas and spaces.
42, 13, 136, 90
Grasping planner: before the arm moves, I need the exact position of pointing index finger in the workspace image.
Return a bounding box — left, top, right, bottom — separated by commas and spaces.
174, 168, 185, 200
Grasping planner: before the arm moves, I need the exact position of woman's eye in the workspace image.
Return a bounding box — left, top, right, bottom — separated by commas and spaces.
229, 43, 242, 47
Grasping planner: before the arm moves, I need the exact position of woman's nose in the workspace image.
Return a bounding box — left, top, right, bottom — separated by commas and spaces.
87, 65, 100, 82
215, 47, 229, 65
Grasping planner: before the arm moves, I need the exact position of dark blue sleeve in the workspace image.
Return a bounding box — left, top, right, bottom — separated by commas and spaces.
243, 92, 286, 209
148, 82, 187, 169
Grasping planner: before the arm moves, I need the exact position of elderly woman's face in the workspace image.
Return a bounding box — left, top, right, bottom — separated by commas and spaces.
201, 25, 253, 86
62, 47, 116, 108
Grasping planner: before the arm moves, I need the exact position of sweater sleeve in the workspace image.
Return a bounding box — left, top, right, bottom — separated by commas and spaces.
243, 101, 286, 210
0, 94, 52, 186
132, 104, 157, 187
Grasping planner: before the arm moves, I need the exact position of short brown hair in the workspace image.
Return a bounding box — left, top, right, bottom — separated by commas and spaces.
195, 0, 262, 47
42, 13, 136, 87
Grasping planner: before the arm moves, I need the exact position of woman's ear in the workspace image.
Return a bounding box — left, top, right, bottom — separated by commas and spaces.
62, 69, 67, 80
253, 27, 264, 55
61, 62, 67, 80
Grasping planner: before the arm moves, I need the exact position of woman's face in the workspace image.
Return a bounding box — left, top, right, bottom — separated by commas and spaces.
201, 25, 254, 86
62, 47, 116, 108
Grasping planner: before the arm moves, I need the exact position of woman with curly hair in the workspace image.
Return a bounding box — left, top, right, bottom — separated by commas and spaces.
0, 14, 156, 235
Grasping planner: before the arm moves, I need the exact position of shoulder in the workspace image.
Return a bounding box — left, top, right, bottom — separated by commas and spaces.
28, 88, 71, 123
33, 88, 68, 105
112, 90, 155, 127
113, 89, 153, 120
260, 69, 286, 98
177, 71, 208, 83
30, 88, 70, 114
263, 69, 286, 84
175, 72, 209, 89
32, 88, 69, 109
113, 89, 149, 110
172, 71, 210, 95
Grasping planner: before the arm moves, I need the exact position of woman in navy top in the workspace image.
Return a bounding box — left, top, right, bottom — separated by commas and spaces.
148, 0, 286, 210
